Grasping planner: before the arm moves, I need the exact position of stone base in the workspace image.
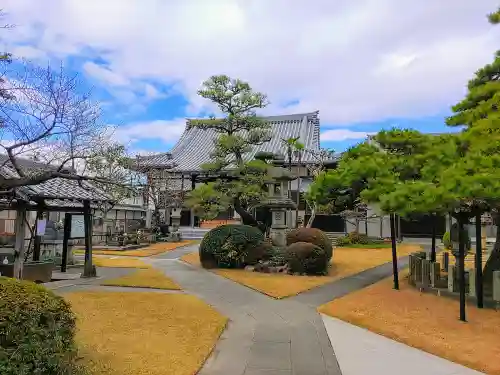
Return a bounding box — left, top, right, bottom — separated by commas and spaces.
269, 228, 287, 247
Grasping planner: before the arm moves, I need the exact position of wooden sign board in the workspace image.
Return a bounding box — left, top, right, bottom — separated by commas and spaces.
70, 215, 86, 239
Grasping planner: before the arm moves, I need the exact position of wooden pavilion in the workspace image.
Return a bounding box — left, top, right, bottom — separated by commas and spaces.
0, 156, 113, 280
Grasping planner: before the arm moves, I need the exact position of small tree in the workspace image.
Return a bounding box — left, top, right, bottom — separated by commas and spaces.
303, 148, 335, 228
445, 7, 500, 293
185, 75, 272, 229
0, 62, 111, 191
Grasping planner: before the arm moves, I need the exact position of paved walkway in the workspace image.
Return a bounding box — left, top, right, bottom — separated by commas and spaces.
149, 252, 342, 375
52, 244, 485, 375
322, 316, 484, 375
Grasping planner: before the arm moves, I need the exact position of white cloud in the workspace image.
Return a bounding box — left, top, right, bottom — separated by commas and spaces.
1, 0, 499, 125
10, 45, 47, 60
320, 129, 374, 142
113, 118, 186, 145
83, 61, 130, 86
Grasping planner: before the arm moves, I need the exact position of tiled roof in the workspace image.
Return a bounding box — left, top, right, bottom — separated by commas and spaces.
0, 156, 113, 203
136, 111, 323, 172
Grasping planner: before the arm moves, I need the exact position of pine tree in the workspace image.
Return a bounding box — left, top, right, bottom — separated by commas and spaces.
185, 75, 272, 229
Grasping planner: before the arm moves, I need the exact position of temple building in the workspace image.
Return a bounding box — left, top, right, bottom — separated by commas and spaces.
135, 111, 326, 230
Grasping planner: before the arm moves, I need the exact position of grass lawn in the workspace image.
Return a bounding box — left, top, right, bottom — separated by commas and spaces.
74, 241, 195, 257
181, 244, 422, 299
66, 291, 227, 375
93, 257, 151, 269
318, 272, 500, 375
101, 268, 181, 290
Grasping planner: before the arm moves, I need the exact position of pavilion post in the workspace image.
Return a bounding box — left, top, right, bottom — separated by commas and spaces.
475, 212, 484, 308
12, 203, 27, 279
430, 213, 437, 262
82, 200, 95, 278
61, 213, 71, 273
390, 213, 399, 290
33, 208, 44, 262
457, 216, 467, 322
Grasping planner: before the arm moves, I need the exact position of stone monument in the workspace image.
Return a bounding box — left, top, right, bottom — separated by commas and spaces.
260, 155, 297, 247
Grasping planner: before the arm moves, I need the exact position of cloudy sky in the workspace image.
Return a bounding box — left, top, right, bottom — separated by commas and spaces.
1, 0, 498, 154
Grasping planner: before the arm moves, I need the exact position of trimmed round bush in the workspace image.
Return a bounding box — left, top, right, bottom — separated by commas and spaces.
284, 242, 329, 275
286, 228, 333, 260
245, 241, 275, 265
0, 277, 83, 375
199, 224, 265, 268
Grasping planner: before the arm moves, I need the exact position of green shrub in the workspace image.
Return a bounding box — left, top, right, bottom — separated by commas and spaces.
199, 224, 264, 268
284, 242, 329, 275
335, 231, 385, 247
442, 231, 452, 249
286, 228, 333, 260
334, 235, 351, 246
0, 277, 84, 375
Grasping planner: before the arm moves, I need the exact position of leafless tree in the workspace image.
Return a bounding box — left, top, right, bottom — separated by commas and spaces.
0, 62, 112, 191
304, 148, 335, 228
133, 155, 180, 230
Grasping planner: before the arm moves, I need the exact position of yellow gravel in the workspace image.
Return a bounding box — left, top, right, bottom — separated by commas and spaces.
93, 257, 151, 269
181, 244, 422, 298
318, 272, 500, 375
74, 241, 195, 257
101, 268, 181, 290
65, 291, 227, 375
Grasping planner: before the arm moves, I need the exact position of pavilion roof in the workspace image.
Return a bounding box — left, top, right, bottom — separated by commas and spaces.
0, 155, 113, 208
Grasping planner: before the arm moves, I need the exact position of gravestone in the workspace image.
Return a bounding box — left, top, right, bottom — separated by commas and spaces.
468, 268, 476, 298
493, 271, 500, 302
448, 264, 456, 292
430, 262, 441, 288
421, 259, 431, 288
441, 252, 449, 271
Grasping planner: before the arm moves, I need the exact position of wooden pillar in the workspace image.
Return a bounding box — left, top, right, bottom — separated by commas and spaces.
191, 174, 196, 227
32, 208, 44, 262
390, 213, 399, 290
61, 213, 71, 273
82, 201, 95, 278
12, 203, 27, 279
475, 212, 484, 308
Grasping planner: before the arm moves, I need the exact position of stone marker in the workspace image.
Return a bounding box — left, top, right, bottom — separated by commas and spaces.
493, 270, 500, 302
421, 259, 431, 288
468, 268, 476, 298
414, 257, 423, 283
408, 255, 415, 285
430, 262, 441, 288
448, 264, 456, 293
442, 252, 449, 271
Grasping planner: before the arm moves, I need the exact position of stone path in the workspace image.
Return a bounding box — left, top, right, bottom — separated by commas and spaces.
53, 244, 481, 375
149, 255, 342, 375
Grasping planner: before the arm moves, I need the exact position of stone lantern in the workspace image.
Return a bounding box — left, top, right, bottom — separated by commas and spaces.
261, 155, 297, 247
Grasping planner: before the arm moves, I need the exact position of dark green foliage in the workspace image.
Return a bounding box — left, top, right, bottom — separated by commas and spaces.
199, 224, 264, 268
245, 241, 273, 265
335, 232, 386, 247
286, 228, 333, 260
442, 231, 452, 250
0, 277, 84, 375
284, 242, 329, 275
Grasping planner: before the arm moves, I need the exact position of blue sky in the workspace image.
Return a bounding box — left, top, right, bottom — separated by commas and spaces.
1, 0, 498, 156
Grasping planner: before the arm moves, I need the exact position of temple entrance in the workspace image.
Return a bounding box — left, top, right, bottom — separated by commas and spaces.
180, 210, 191, 227
304, 214, 346, 232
